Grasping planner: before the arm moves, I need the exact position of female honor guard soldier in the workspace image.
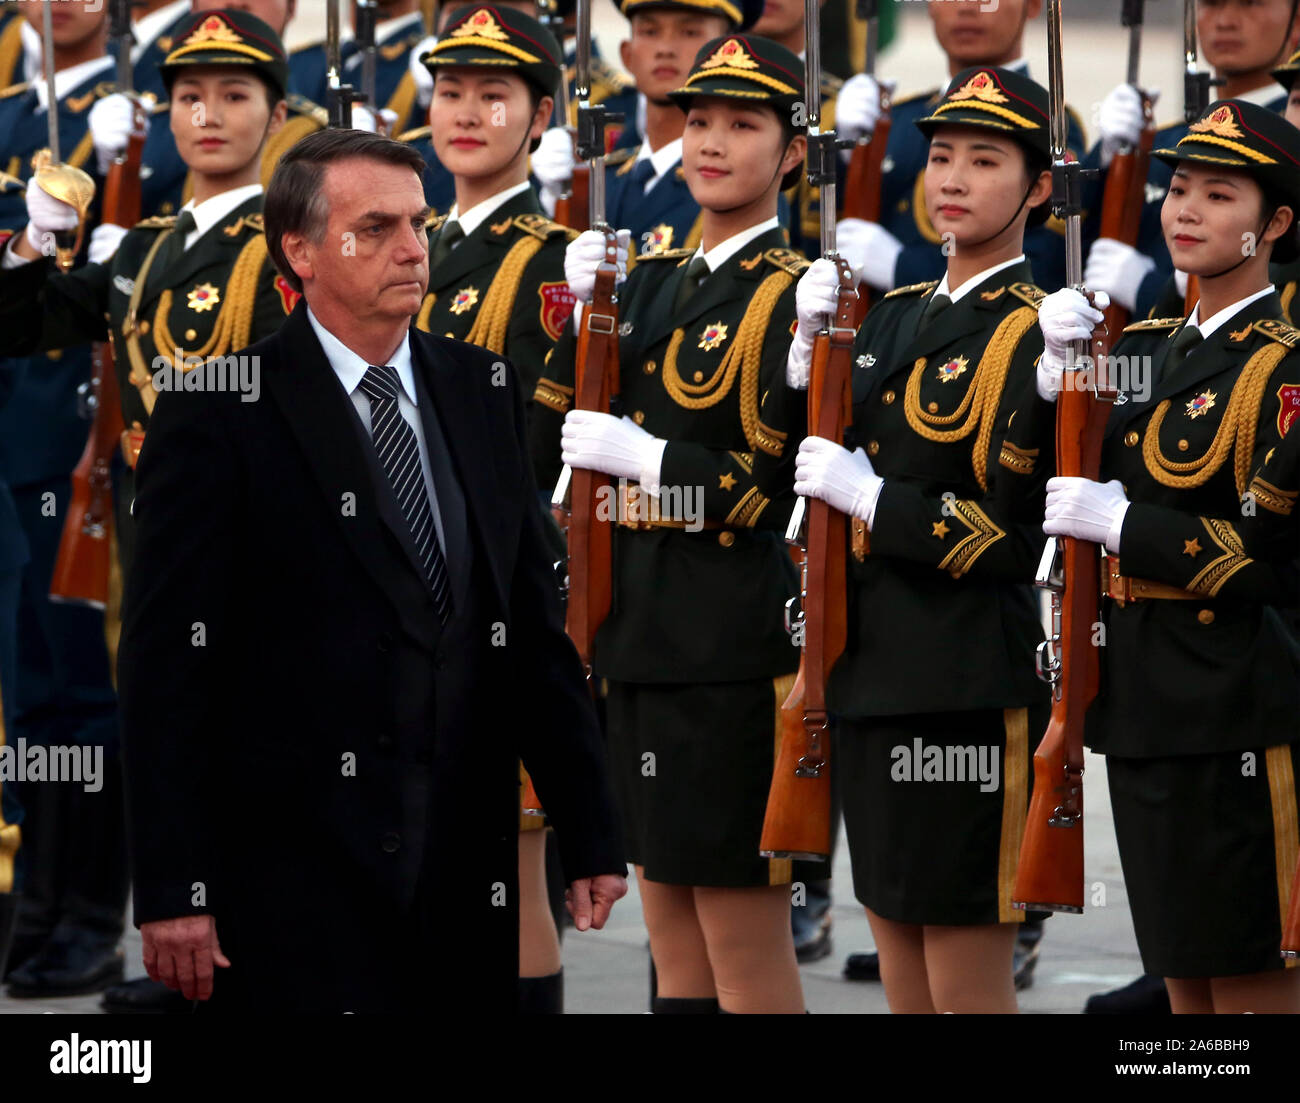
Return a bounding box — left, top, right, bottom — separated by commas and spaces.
1272, 48, 1300, 320
779, 67, 1055, 1013
1010, 98, 1300, 1013
532, 34, 808, 1013
415, 4, 577, 1014
416, 6, 577, 424
0, 8, 294, 571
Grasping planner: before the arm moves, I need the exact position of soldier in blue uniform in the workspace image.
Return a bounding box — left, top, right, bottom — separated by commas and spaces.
1009, 98, 1300, 1013
832, 0, 1083, 295
0, 0, 125, 1001
1083, 0, 1298, 324
0, 0, 36, 94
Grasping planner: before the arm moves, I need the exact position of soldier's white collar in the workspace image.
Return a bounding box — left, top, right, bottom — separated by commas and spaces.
446, 181, 533, 237
691, 216, 782, 274
632, 137, 683, 192
131, 0, 190, 65
20, 19, 39, 85
31, 55, 115, 111
1226, 83, 1285, 109
933, 254, 1026, 304
1186, 284, 1276, 340
177, 184, 263, 252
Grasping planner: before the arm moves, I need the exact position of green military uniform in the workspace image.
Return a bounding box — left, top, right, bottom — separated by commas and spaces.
999, 98, 1300, 977
764, 67, 1058, 927
418, 194, 576, 416
532, 35, 807, 888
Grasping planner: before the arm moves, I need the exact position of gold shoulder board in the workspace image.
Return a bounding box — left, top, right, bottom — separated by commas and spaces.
1008, 282, 1047, 309
0, 82, 30, 100
638, 247, 694, 263
764, 248, 810, 276
425, 211, 447, 231
1253, 318, 1300, 349
883, 279, 940, 300
1121, 316, 1185, 333
605, 146, 636, 167
133, 215, 177, 230
513, 213, 568, 241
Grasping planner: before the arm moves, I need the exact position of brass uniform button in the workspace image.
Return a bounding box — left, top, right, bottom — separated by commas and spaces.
867, 441, 880, 457
47, 349, 62, 361
633, 410, 645, 425
185, 328, 198, 342
445, 332, 454, 338
1177, 438, 1189, 452
1124, 430, 1139, 447
881, 389, 895, 405
693, 370, 704, 382
138, 320, 150, 335
1197, 609, 1215, 625
927, 401, 939, 413
718, 531, 735, 547
643, 360, 656, 374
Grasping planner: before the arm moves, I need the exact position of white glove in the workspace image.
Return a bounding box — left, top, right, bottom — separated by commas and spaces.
786, 258, 841, 389
836, 218, 902, 292
88, 223, 128, 266
409, 34, 437, 111
563, 228, 630, 302
532, 127, 576, 198
24, 174, 80, 258
835, 73, 883, 144
1035, 288, 1109, 401
1043, 476, 1130, 551
794, 437, 884, 528
561, 409, 668, 493
1097, 84, 1156, 169
351, 104, 399, 135
1085, 238, 1156, 314
1174, 268, 1189, 300
88, 94, 147, 175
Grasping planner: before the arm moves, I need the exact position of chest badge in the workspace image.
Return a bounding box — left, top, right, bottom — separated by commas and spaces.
1185, 390, 1216, 418
644, 225, 674, 254
697, 321, 729, 351
936, 355, 969, 383
449, 286, 479, 315
186, 283, 220, 313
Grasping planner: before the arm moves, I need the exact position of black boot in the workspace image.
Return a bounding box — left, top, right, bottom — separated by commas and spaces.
652, 996, 720, 1013
5, 775, 67, 980
101, 976, 196, 1014
518, 969, 563, 1014
1083, 974, 1171, 1015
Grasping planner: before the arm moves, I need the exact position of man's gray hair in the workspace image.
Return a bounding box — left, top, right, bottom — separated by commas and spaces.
264, 129, 427, 295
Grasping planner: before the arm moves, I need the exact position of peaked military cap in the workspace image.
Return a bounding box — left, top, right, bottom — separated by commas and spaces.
619, 0, 763, 32
668, 34, 805, 114
159, 9, 289, 99
1154, 99, 1300, 207
1273, 47, 1299, 92
914, 66, 1051, 162
423, 6, 563, 99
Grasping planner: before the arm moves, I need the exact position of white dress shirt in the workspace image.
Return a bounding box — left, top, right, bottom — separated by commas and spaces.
1186, 284, 1277, 340
688, 215, 783, 275
445, 180, 534, 237
932, 254, 1028, 304
131, 0, 190, 65
306, 307, 446, 552
174, 184, 264, 252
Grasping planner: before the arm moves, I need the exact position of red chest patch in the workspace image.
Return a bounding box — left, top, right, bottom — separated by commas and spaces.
538, 281, 576, 342
274, 274, 301, 315
1277, 383, 1300, 438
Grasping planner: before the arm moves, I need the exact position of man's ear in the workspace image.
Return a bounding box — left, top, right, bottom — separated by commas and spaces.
619, 38, 633, 73
280, 231, 314, 288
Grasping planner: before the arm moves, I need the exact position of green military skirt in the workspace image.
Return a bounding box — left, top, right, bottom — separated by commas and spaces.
1107, 743, 1299, 978
604, 674, 798, 888
836, 702, 1047, 925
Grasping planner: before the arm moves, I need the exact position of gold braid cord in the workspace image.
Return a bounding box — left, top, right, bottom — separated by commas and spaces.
1142, 342, 1286, 497
128, 235, 270, 415
937, 498, 1006, 577
464, 236, 544, 353
662, 269, 792, 452
904, 305, 1037, 492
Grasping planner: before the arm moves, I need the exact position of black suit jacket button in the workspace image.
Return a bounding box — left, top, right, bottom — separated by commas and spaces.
381, 832, 401, 853
377, 632, 393, 652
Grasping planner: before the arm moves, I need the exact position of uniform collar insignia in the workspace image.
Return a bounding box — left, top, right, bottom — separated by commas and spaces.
490, 217, 512, 235
1228, 325, 1252, 342
738, 252, 762, 271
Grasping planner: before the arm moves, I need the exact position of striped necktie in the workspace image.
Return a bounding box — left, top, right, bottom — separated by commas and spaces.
358, 365, 452, 623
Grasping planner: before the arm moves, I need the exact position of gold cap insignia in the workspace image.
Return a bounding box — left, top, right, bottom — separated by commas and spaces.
185, 15, 243, 47
187, 283, 221, 313
453, 10, 509, 41
949, 71, 1007, 104
702, 39, 759, 71
1190, 105, 1243, 139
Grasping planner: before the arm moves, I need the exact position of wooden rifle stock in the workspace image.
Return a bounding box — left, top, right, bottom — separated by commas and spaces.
48, 109, 144, 607
1097, 97, 1153, 337
841, 96, 890, 326
759, 264, 856, 861
555, 165, 591, 234
1283, 849, 1300, 958
1013, 324, 1111, 913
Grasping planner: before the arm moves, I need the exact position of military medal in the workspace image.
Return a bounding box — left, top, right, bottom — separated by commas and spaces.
449, 287, 479, 315
697, 322, 728, 351
644, 225, 674, 253
187, 283, 220, 312
936, 355, 969, 382
1185, 390, 1216, 418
